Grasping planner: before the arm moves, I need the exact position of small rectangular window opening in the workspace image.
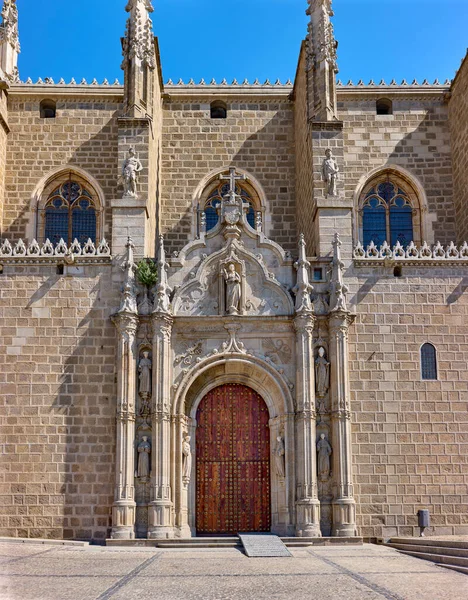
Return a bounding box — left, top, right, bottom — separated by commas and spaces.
313, 268, 323, 281
56, 264, 64, 275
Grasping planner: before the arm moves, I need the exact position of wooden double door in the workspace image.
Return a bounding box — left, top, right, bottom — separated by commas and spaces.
196, 384, 271, 534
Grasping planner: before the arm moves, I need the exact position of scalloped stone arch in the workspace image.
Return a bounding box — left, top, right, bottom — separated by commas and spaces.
26, 166, 107, 241
353, 163, 435, 246
191, 166, 271, 238
173, 353, 294, 420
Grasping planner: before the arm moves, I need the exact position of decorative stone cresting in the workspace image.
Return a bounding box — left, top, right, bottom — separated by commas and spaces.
0, 237, 111, 261
354, 240, 468, 263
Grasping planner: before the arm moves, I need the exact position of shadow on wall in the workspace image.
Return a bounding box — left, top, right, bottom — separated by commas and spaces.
160, 110, 297, 257
0, 111, 119, 245
47, 270, 118, 541
353, 108, 455, 247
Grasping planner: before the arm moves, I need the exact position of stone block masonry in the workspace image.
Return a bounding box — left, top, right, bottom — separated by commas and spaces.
348, 266, 468, 540
0, 264, 118, 541
2, 92, 122, 244
449, 53, 468, 244
160, 97, 297, 255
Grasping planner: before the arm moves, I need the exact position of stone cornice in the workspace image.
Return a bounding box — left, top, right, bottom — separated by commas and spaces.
9, 83, 124, 99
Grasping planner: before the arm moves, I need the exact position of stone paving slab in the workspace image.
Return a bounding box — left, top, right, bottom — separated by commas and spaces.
0, 542, 467, 600
238, 534, 292, 557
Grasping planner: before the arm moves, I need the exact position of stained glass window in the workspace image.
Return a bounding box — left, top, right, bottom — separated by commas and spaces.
204, 183, 256, 231
44, 180, 97, 244
421, 343, 437, 380
361, 180, 414, 247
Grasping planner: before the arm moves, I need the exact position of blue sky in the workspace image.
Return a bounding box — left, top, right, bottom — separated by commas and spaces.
16, 0, 468, 84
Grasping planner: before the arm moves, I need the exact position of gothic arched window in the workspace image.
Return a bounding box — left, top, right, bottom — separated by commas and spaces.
44, 179, 97, 244
360, 178, 415, 248
421, 343, 437, 380
203, 182, 256, 232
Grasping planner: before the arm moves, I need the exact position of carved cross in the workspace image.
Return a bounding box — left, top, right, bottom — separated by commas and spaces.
220, 168, 246, 195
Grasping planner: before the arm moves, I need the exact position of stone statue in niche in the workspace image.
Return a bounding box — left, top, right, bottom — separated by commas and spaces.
223, 263, 241, 315
322, 148, 339, 197
275, 435, 286, 479
315, 347, 330, 398
137, 436, 151, 480
138, 351, 152, 396
122, 146, 143, 198
317, 433, 332, 481
182, 435, 192, 485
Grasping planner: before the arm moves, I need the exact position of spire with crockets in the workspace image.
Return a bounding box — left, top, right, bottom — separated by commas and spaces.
122, 0, 156, 116
305, 0, 339, 121
0, 0, 20, 83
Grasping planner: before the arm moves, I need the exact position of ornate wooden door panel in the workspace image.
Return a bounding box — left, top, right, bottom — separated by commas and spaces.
196, 384, 270, 534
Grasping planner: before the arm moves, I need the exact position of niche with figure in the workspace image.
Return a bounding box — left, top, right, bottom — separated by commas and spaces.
218, 255, 246, 316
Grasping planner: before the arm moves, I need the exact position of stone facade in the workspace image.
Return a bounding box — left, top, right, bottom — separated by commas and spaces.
0, 1, 467, 542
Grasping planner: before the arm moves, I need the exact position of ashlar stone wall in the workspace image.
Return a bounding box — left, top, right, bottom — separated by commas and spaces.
448, 53, 468, 244
339, 93, 455, 245
349, 267, 468, 539
160, 94, 297, 255
0, 265, 118, 541
2, 91, 122, 243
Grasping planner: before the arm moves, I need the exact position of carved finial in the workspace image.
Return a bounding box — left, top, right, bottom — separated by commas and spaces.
119, 237, 138, 314
329, 232, 349, 313
0, 0, 20, 83
293, 234, 314, 314
153, 235, 172, 314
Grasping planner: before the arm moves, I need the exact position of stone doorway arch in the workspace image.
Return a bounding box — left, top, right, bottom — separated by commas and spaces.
172, 354, 296, 538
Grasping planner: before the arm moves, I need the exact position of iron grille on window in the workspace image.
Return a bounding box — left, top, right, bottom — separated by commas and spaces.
44, 179, 97, 245
204, 183, 256, 231
362, 181, 413, 248
421, 343, 437, 380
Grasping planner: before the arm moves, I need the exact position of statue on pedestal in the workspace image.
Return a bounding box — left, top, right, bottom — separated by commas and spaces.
223, 263, 241, 314
137, 436, 151, 480
275, 435, 286, 479
322, 148, 339, 197
182, 435, 192, 485
317, 433, 332, 481
315, 347, 330, 398
122, 147, 143, 198
138, 351, 152, 396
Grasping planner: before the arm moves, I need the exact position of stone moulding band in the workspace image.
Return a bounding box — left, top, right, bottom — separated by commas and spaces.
0, 237, 112, 263
353, 240, 468, 265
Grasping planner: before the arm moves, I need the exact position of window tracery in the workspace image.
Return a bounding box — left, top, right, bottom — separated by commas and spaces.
359, 175, 418, 248
43, 177, 98, 244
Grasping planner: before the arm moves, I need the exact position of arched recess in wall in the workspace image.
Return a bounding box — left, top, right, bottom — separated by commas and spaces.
353, 165, 432, 248
191, 168, 270, 238
27, 167, 106, 243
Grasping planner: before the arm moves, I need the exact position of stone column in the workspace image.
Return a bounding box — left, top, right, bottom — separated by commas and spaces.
329, 311, 356, 536
294, 313, 322, 537
111, 313, 138, 539
147, 313, 175, 539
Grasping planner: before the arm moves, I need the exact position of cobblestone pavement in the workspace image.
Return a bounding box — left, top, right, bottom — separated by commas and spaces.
1, 542, 467, 600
